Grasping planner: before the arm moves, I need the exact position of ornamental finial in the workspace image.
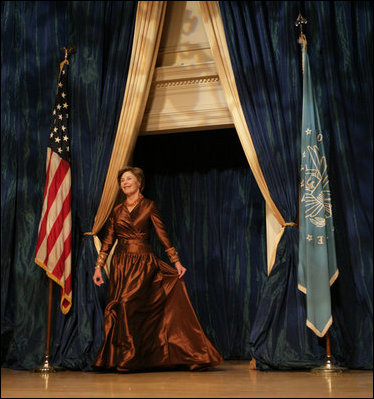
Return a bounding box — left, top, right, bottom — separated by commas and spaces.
295, 12, 308, 35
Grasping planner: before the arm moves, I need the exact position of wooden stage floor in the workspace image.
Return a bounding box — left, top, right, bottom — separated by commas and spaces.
1, 361, 372, 398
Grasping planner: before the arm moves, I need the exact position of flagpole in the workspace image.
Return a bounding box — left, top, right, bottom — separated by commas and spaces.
33, 46, 75, 374
33, 280, 56, 373
295, 13, 345, 374
311, 330, 346, 373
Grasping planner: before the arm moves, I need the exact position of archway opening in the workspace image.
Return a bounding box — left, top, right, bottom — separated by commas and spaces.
132, 127, 267, 359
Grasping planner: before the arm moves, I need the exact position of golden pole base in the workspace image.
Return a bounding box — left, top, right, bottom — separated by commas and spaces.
33, 355, 56, 373
311, 355, 346, 373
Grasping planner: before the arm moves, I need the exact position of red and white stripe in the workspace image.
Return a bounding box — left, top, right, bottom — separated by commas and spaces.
35, 147, 72, 314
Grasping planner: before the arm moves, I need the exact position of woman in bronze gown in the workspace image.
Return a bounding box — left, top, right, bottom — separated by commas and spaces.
92, 166, 223, 372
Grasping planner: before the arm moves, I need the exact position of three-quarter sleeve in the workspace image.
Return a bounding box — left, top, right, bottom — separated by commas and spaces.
150, 201, 180, 263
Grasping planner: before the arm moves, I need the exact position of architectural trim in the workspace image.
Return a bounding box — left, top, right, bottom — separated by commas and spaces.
154, 76, 219, 88
140, 106, 234, 135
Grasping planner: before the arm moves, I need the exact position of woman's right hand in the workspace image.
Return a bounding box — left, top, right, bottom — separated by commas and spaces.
93, 267, 104, 286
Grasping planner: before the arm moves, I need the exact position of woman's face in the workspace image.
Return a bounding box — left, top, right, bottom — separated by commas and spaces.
120, 171, 141, 196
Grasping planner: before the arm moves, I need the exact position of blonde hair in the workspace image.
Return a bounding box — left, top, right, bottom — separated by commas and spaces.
117, 167, 145, 192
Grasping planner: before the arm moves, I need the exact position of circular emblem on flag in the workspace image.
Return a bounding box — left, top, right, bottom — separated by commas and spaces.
302, 145, 332, 227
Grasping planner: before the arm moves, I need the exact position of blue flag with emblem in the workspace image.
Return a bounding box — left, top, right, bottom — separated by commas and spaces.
298, 35, 339, 337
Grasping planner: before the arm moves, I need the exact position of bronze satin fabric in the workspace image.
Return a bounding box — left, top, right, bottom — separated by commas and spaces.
94, 197, 223, 371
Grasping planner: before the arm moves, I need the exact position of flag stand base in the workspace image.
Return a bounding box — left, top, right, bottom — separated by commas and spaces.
33, 355, 56, 373
311, 355, 346, 373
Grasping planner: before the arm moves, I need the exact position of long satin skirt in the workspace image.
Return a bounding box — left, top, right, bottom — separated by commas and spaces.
93, 241, 223, 371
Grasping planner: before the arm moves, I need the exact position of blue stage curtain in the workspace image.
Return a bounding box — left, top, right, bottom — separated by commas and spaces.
219, 1, 372, 369
2, 1, 372, 371
1, 1, 137, 369
133, 129, 267, 359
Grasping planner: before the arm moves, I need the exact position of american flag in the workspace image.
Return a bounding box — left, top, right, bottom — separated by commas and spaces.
35, 61, 72, 314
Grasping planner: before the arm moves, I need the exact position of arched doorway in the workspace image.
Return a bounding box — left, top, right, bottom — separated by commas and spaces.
132, 127, 267, 358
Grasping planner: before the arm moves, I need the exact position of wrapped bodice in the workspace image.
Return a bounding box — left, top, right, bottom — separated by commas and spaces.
99, 197, 179, 262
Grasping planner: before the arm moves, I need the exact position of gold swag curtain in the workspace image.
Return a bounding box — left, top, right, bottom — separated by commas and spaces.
85, 1, 167, 259
199, 1, 288, 275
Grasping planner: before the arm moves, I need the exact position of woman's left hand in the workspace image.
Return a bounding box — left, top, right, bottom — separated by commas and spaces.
174, 261, 187, 279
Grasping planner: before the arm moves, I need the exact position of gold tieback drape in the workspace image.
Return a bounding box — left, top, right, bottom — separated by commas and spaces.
83, 1, 167, 257
283, 222, 297, 227
199, 1, 290, 276
267, 222, 297, 273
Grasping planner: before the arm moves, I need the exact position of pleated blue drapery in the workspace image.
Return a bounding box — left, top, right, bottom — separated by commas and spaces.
1, 1, 372, 370
1, 1, 137, 369
219, 1, 372, 369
